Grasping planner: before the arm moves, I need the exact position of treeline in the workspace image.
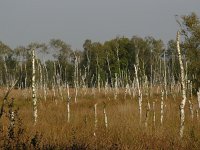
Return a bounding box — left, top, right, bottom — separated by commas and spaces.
0, 13, 200, 92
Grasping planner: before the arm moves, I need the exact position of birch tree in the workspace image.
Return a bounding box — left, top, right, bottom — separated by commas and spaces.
32, 48, 38, 124
134, 64, 142, 123
197, 89, 200, 109
177, 31, 187, 138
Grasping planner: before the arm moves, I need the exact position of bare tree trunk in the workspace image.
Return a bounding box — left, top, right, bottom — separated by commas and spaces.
57, 74, 63, 101
52, 81, 57, 105
103, 102, 108, 129
188, 99, 194, 120
3, 57, 8, 89
67, 84, 70, 123
164, 51, 168, 99
134, 65, 142, 123
145, 100, 150, 128
153, 101, 156, 128
106, 53, 112, 86
32, 48, 38, 125
124, 84, 129, 100
96, 55, 101, 93
161, 90, 164, 125
25, 63, 27, 89
197, 89, 200, 109
114, 73, 118, 100
38, 62, 43, 90
150, 49, 153, 97
177, 31, 187, 138
74, 55, 78, 103
116, 46, 121, 87
94, 103, 98, 136
43, 64, 48, 102
104, 79, 109, 97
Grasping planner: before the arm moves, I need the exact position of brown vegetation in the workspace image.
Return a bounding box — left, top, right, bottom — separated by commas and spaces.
0, 88, 200, 149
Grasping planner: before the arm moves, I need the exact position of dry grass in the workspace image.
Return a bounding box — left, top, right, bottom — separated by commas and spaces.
0, 88, 200, 149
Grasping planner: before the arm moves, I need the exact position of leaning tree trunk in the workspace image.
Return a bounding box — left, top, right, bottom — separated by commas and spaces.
177, 31, 187, 138
32, 48, 38, 124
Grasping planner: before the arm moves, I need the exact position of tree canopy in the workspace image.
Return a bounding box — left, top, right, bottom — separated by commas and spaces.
0, 12, 199, 91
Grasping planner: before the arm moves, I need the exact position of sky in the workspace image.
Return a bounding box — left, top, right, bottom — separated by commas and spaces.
0, 0, 200, 50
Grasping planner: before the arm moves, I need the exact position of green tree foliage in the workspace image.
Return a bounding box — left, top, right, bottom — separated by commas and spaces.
81, 36, 164, 87
0, 41, 16, 85
0, 12, 199, 89
50, 39, 73, 84
178, 13, 200, 91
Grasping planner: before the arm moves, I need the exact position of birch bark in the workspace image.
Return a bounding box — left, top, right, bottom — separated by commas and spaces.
32, 48, 38, 124
177, 31, 187, 138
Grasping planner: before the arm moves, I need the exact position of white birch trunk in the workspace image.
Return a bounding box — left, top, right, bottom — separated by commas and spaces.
52, 80, 55, 98
124, 84, 128, 100
67, 84, 70, 123
164, 51, 168, 99
38, 63, 43, 90
3, 57, 8, 89
94, 103, 97, 136
161, 90, 164, 125
32, 48, 38, 124
43, 65, 48, 102
197, 89, 200, 109
177, 31, 187, 138
96, 55, 101, 93
74, 87, 78, 103
57, 74, 63, 101
106, 53, 112, 86
25, 63, 27, 89
104, 80, 108, 97
114, 73, 118, 100
145, 100, 150, 128
103, 103, 108, 129
153, 102, 156, 128
134, 65, 142, 123
74, 55, 78, 103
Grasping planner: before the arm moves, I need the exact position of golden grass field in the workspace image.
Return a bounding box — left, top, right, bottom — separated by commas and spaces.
0, 88, 200, 149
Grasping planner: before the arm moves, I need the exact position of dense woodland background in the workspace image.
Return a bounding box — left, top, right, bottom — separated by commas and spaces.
0, 13, 200, 92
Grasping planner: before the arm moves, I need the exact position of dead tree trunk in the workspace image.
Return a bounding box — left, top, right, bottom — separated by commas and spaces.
134, 65, 142, 123
32, 48, 38, 124
197, 89, 200, 109
177, 31, 187, 138
161, 90, 164, 125
94, 103, 98, 136
67, 84, 70, 123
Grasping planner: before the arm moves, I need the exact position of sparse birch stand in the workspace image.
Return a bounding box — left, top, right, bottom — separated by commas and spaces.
176, 31, 187, 138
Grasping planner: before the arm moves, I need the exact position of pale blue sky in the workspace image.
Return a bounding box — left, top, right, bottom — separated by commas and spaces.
0, 0, 200, 50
